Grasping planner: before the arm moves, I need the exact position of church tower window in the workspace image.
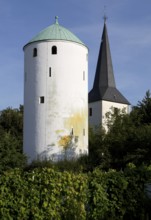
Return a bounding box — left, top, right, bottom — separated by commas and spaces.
89, 108, 92, 116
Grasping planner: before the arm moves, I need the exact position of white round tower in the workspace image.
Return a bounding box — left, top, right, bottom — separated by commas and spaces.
23, 17, 88, 161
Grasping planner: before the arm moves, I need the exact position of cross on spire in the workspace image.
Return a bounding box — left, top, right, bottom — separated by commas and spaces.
103, 5, 108, 23
103, 15, 108, 23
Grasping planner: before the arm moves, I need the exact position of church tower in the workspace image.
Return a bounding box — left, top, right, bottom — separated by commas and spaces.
23, 17, 88, 162
89, 20, 130, 129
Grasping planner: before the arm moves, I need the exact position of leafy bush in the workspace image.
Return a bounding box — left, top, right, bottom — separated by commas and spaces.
0, 168, 88, 220
0, 166, 151, 219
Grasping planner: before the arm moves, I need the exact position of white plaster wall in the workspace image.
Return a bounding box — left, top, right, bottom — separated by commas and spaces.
23, 40, 88, 161
89, 100, 129, 130
102, 100, 129, 129
89, 101, 102, 129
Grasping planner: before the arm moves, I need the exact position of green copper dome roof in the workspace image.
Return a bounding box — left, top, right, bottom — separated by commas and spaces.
26, 16, 85, 46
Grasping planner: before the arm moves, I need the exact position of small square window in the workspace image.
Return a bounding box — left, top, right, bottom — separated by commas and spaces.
39, 96, 44, 104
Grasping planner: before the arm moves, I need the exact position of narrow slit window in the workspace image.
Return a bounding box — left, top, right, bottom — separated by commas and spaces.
71, 128, 74, 135
52, 46, 57, 54
89, 108, 92, 116
39, 96, 44, 104
83, 129, 85, 136
49, 67, 51, 77
83, 71, 85, 81
33, 48, 37, 57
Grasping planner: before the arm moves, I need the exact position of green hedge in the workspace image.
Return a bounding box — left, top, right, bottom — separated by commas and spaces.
0, 166, 151, 220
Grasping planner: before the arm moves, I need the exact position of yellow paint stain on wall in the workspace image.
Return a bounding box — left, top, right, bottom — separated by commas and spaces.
64, 110, 87, 136
58, 135, 71, 150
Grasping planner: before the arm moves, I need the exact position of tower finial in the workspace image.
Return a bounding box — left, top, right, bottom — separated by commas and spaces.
103, 6, 108, 23
55, 16, 59, 24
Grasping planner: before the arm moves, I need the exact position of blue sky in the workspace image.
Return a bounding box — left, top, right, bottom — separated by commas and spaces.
0, 0, 151, 110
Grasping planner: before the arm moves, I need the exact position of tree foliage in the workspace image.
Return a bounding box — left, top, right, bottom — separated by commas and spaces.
132, 90, 151, 125
89, 90, 151, 170
0, 106, 26, 172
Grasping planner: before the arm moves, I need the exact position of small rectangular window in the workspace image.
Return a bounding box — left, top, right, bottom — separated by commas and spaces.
52, 46, 57, 54
39, 96, 44, 104
49, 67, 51, 77
89, 108, 92, 116
33, 48, 37, 57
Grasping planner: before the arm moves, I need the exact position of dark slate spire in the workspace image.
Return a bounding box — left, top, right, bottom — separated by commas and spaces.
93, 22, 116, 88
89, 22, 130, 105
